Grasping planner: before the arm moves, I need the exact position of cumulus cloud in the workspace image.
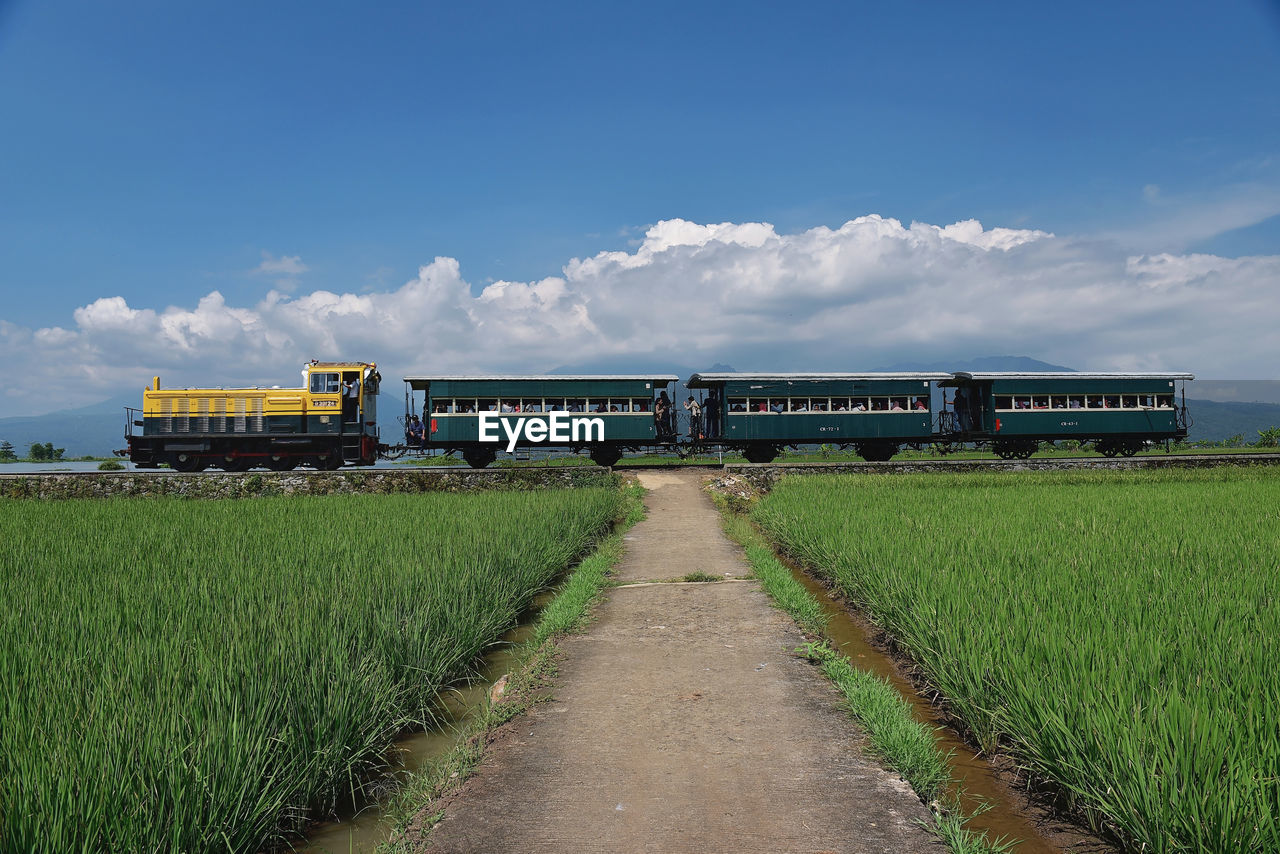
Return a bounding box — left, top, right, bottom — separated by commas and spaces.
1, 215, 1277, 417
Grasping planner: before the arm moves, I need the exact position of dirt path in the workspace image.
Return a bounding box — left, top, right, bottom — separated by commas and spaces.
417, 471, 943, 853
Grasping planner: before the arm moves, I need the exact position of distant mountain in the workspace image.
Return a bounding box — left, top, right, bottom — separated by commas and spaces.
0, 412, 124, 459
1185, 399, 1280, 443
872, 355, 1076, 373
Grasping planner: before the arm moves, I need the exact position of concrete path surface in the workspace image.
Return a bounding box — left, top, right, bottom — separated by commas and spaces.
416, 470, 942, 853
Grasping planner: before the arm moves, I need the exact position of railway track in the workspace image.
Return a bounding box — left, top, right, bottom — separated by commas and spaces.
4, 452, 1279, 479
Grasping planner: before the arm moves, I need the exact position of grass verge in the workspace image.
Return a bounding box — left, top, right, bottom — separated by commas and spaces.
377, 480, 646, 852
711, 492, 1012, 854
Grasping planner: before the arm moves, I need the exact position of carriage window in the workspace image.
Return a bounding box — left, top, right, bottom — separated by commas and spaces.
1121, 395, 1137, 408
479, 398, 497, 412
811, 398, 828, 412
889, 397, 908, 411
1157, 395, 1173, 408
995, 396, 1013, 410
789, 398, 807, 412
457, 399, 476, 413
1104, 395, 1120, 409
1032, 396, 1049, 409
1050, 396, 1068, 409
309, 372, 340, 394
728, 397, 747, 412
1067, 396, 1083, 409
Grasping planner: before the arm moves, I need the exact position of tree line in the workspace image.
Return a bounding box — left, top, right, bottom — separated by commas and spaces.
0, 441, 67, 461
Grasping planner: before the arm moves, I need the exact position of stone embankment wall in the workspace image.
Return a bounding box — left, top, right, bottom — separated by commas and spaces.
726, 453, 1280, 491
0, 467, 617, 500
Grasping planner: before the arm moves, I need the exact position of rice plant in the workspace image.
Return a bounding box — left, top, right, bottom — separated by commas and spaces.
0, 489, 620, 852
753, 468, 1280, 853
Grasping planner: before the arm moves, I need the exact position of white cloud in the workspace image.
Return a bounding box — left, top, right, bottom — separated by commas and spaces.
254, 252, 309, 276
1, 215, 1277, 417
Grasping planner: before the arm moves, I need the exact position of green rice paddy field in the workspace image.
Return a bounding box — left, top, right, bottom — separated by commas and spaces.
753, 468, 1280, 853
0, 488, 621, 852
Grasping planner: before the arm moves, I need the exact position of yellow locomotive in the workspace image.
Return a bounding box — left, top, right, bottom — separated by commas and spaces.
124, 361, 381, 471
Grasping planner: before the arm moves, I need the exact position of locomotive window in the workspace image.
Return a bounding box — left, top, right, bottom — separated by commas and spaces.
310, 372, 340, 394
728, 397, 747, 412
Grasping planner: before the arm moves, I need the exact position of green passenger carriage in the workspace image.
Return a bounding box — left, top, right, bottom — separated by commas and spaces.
941, 372, 1193, 458
403, 374, 678, 467
687, 373, 949, 462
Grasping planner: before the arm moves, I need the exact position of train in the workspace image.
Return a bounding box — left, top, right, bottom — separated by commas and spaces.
121, 362, 1193, 470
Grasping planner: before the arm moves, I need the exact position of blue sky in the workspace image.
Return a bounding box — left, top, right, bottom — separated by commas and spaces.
1, 1, 1278, 415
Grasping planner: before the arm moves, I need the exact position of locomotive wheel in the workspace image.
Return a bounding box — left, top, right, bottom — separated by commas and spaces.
589, 446, 622, 467
219, 456, 252, 472
310, 451, 343, 471
267, 454, 298, 471
462, 447, 496, 469
169, 452, 206, 473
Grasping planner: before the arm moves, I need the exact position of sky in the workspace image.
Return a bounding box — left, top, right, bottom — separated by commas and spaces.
1, 0, 1278, 417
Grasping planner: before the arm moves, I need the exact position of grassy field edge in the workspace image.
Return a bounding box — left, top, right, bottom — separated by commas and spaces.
710, 492, 1012, 854
377, 480, 646, 852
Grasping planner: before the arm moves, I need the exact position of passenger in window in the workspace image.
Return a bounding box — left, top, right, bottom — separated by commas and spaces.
890, 400, 904, 411
913, 398, 927, 411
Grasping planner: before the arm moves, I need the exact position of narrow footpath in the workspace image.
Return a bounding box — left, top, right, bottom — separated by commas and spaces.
417, 471, 943, 853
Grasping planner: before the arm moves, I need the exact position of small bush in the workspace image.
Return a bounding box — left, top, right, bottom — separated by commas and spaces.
97, 460, 125, 471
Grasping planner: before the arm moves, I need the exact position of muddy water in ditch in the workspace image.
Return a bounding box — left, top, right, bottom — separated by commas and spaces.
785, 562, 1063, 854
299, 594, 550, 854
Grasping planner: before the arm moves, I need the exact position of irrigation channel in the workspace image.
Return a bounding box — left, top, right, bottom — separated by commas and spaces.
782, 560, 1077, 854
299, 591, 554, 854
